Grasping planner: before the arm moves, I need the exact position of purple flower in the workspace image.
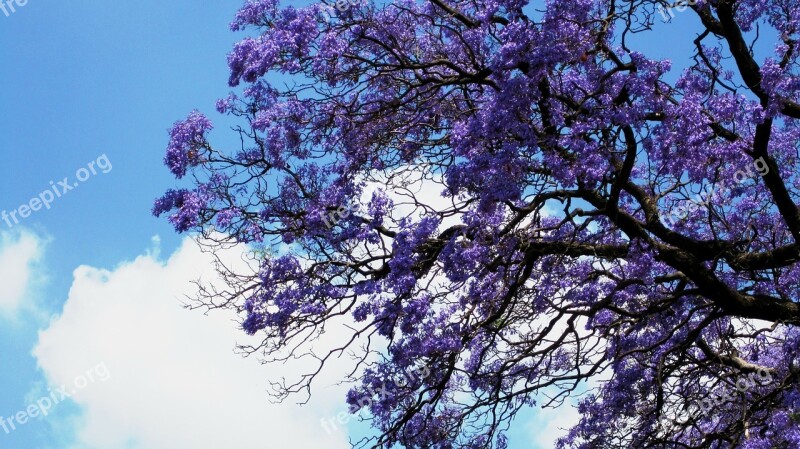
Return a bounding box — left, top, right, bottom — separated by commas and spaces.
152, 188, 210, 232
154, 0, 800, 447
164, 111, 213, 178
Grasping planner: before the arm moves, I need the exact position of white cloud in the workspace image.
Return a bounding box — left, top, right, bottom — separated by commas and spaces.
360, 165, 462, 231
529, 402, 581, 449
33, 237, 354, 449
0, 229, 45, 317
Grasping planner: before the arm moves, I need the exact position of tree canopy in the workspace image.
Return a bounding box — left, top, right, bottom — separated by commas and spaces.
155, 0, 800, 447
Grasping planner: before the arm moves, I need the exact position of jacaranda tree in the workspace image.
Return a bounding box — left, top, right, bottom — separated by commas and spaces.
155, 0, 800, 447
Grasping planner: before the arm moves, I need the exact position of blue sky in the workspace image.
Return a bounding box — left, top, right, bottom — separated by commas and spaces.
0, 2, 709, 449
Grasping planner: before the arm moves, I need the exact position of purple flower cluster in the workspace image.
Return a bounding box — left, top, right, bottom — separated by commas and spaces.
152, 188, 210, 232
155, 0, 800, 447
164, 111, 213, 179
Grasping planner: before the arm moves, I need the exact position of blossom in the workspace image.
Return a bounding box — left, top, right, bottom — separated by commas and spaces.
164, 111, 213, 178
156, 0, 800, 447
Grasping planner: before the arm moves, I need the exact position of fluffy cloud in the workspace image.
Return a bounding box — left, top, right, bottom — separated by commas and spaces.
528, 402, 581, 449
0, 230, 44, 316
33, 237, 354, 449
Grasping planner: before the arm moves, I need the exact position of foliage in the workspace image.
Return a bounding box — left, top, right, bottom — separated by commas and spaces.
155, 0, 800, 447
